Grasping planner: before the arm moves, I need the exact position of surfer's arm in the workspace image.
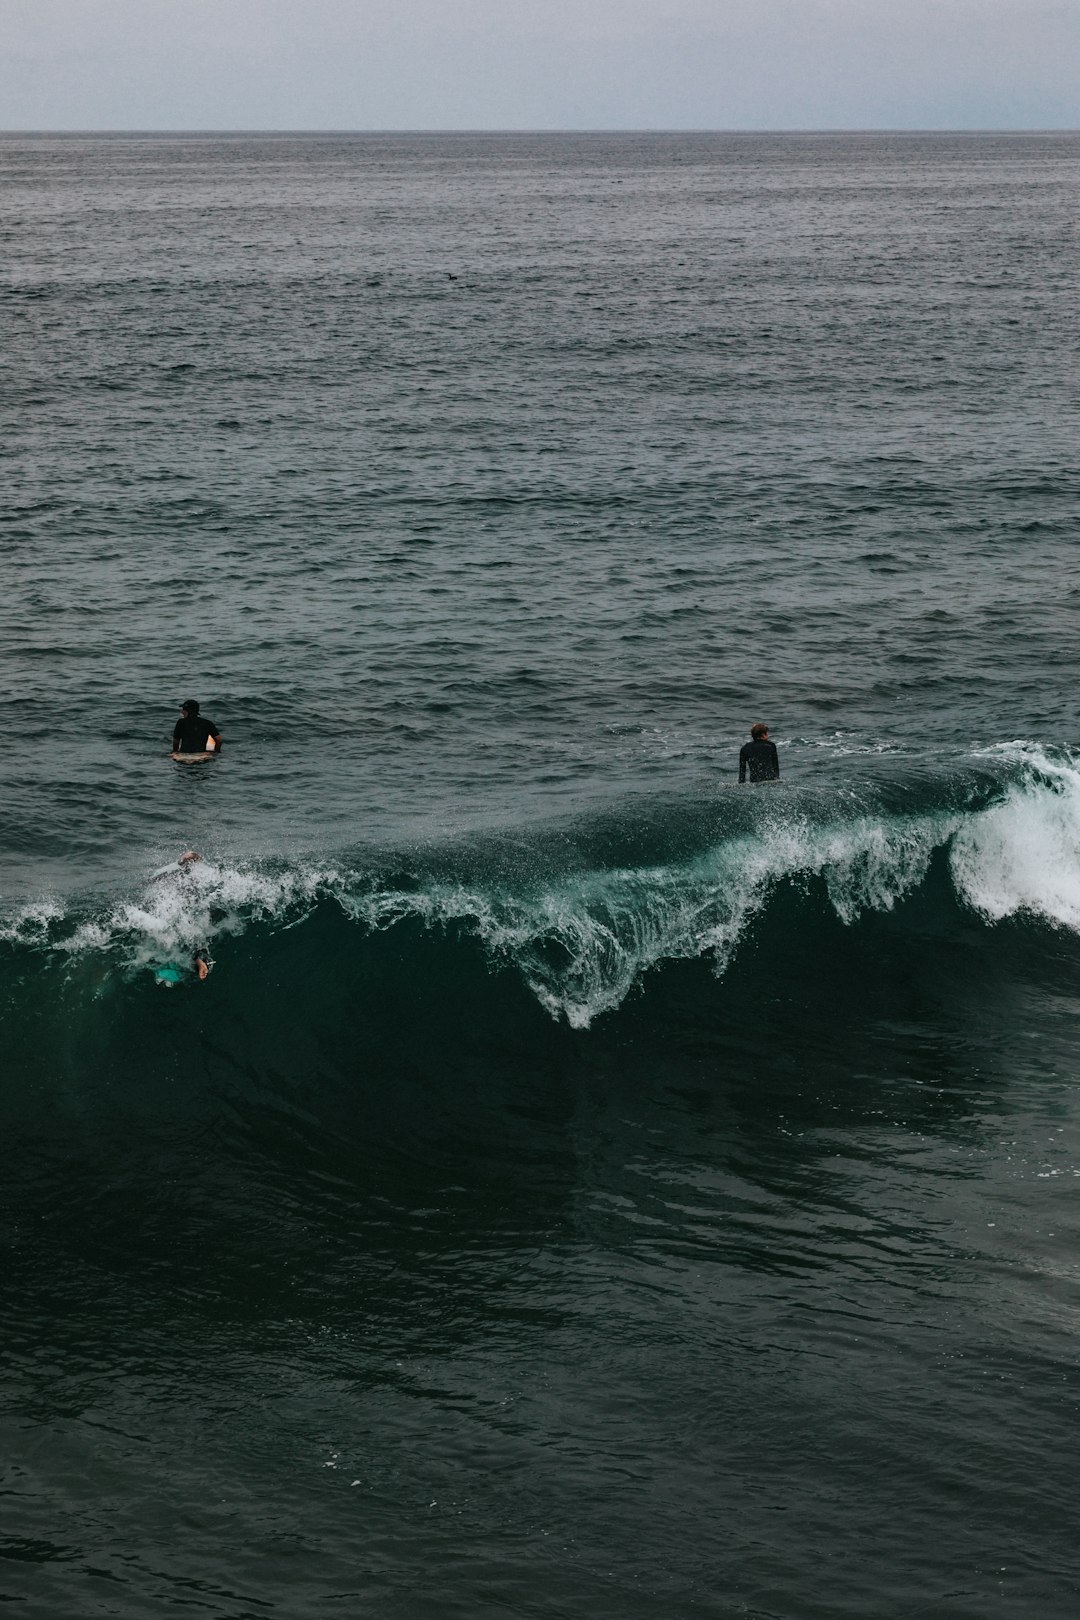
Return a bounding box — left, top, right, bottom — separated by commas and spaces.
771, 744, 779, 778
738, 745, 747, 783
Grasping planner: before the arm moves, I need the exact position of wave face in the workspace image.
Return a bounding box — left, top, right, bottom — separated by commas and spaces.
4, 743, 1079, 1032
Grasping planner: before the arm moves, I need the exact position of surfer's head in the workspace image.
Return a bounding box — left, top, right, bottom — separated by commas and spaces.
180, 699, 200, 715
751, 722, 769, 740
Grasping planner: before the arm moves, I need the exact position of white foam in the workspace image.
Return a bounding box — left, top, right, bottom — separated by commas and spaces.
342, 809, 955, 1028
24, 807, 954, 1026
56, 856, 342, 971
951, 743, 1080, 928
9, 743, 1080, 1026
0, 897, 65, 944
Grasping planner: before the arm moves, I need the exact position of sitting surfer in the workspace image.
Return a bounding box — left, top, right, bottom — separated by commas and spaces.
738, 722, 780, 783
172, 700, 222, 757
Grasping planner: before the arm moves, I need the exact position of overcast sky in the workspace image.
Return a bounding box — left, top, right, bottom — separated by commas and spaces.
2, 0, 1078, 131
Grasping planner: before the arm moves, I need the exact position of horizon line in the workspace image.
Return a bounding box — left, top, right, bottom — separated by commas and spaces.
2, 125, 1080, 138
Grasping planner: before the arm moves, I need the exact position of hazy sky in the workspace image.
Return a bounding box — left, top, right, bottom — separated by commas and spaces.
2, 0, 1078, 131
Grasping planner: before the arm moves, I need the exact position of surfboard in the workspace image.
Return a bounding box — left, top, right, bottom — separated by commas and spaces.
172, 736, 217, 762
154, 964, 184, 986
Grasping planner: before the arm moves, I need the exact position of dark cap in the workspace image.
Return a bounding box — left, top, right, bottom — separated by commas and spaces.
180, 699, 200, 714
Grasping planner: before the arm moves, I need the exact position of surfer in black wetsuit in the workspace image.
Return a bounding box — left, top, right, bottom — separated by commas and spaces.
172, 700, 222, 755
739, 723, 780, 783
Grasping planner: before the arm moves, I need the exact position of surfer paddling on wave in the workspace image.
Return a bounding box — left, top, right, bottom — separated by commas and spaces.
149, 852, 215, 984
739, 722, 780, 783
155, 950, 213, 987
150, 850, 203, 882
172, 700, 222, 760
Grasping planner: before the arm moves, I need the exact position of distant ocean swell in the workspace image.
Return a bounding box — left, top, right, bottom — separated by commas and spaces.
3, 743, 1079, 1031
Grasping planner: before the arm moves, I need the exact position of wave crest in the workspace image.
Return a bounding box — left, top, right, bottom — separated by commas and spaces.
4, 744, 1080, 1026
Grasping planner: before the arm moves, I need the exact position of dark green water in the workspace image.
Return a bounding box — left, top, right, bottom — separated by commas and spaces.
3, 132, 1080, 1618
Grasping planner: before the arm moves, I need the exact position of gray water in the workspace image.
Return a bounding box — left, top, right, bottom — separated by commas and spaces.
3, 132, 1080, 1619
5, 132, 1080, 889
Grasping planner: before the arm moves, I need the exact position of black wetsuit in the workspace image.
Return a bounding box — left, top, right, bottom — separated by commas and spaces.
739, 739, 779, 783
173, 715, 221, 753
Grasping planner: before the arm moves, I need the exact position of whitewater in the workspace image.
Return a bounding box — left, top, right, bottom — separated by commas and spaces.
5, 742, 1079, 1029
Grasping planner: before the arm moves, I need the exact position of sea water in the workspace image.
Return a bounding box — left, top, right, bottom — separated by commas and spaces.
3, 132, 1080, 1618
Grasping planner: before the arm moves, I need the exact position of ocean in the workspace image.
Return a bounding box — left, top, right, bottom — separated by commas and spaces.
3, 130, 1080, 1618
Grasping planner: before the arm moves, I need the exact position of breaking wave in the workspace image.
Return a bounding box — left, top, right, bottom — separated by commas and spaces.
3, 743, 1080, 1029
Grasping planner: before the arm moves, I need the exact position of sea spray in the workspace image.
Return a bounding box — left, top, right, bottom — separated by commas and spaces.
7, 746, 1080, 1026
952, 743, 1080, 929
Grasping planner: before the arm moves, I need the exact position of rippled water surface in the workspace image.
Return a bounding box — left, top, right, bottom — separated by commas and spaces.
3, 133, 1080, 1619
